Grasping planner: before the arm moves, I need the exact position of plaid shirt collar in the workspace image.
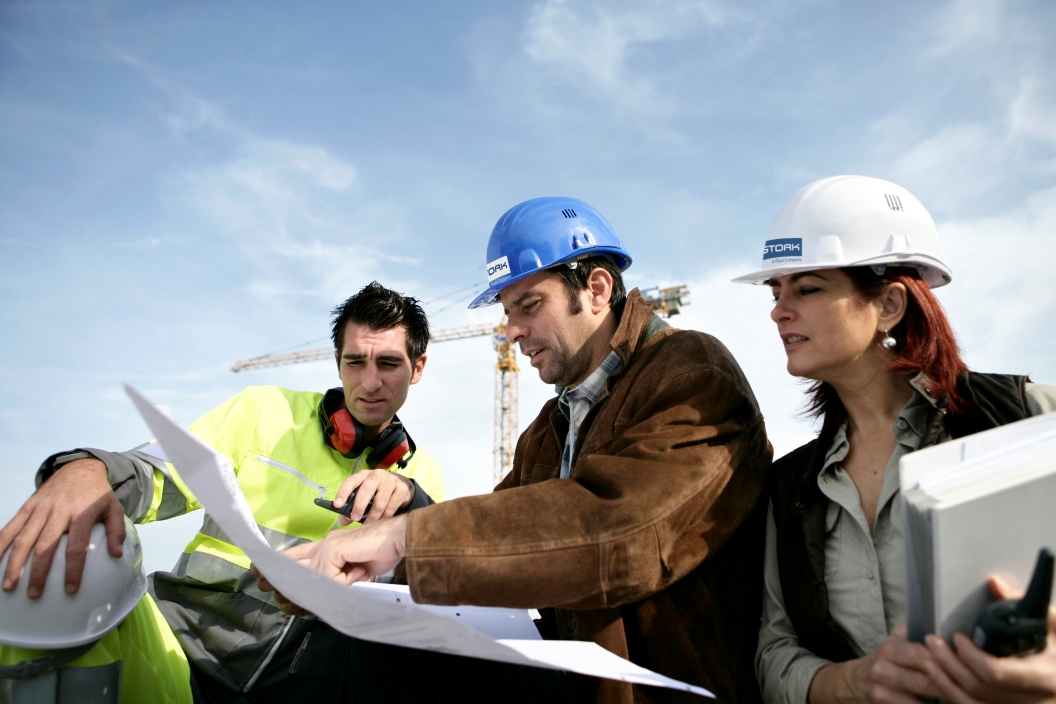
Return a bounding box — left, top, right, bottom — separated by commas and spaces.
556, 349, 623, 479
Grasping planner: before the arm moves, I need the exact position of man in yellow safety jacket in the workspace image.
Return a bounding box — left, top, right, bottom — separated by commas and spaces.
0, 281, 445, 704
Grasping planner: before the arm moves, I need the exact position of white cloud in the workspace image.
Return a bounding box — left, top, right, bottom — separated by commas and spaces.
224, 140, 356, 195
172, 136, 387, 307
1009, 77, 1056, 144
888, 0, 1056, 214
934, 185, 1056, 379
140, 81, 440, 309
927, 0, 1010, 60
894, 123, 1007, 210
114, 50, 404, 307
891, 89, 1056, 219
522, 0, 731, 89
467, 0, 747, 123
864, 0, 1056, 395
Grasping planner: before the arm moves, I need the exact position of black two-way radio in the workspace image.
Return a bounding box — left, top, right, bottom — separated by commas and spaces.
314, 489, 375, 522
972, 548, 1053, 657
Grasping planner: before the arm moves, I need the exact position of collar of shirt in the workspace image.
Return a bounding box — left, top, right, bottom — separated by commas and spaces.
818, 380, 937, 531
556, 350, 623, 419
556, 349, 623, 479
821, 374, 939, 475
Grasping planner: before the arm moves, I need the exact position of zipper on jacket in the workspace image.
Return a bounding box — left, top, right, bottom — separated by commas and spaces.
255, 455, 327, 499
243, 614, 295, 692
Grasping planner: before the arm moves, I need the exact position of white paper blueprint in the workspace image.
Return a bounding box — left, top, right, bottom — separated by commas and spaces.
351, 582, 543, 641
125, 385, 714, 698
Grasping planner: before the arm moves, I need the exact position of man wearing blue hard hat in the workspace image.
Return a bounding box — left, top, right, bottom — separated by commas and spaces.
261, 197, 773, 703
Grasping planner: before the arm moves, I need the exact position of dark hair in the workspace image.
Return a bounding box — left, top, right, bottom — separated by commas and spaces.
549, 256, 627, 314
805, 266, 972, 439
330, 282, 430, 360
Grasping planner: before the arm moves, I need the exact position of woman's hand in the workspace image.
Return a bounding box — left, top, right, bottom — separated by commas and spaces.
810, 623, 941, 703
924, 577, 1056, 703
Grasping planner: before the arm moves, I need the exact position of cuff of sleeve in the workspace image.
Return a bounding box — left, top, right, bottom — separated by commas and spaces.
403, 502, 455, 605
36, 447, 151, 520
395, 479, 435, 515
787, 656, 832, 704
36, 449, 100, 488
404, 508, 424, 601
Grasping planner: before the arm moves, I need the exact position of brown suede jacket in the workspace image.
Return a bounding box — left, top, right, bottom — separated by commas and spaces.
405, 290, 772, 703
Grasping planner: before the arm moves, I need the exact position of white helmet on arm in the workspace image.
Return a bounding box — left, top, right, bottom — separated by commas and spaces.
732, 175, 952, 288
0, 517, 147, 649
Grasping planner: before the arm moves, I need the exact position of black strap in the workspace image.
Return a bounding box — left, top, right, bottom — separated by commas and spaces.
0, 640, 98, 681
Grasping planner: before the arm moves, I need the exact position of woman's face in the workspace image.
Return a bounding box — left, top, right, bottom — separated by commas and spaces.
768, 269, 885, 382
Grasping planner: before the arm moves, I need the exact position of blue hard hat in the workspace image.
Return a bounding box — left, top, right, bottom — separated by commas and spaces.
468, 197, 633, 309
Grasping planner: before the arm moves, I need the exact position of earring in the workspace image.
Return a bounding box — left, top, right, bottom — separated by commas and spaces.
881, 329, 897, 351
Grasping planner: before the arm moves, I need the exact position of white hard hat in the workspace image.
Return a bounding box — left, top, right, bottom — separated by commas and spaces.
732, 175, 952, 288
0, 517, 147, 649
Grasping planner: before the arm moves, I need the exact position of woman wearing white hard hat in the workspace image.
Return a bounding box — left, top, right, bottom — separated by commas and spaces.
736, 175, 1056, 704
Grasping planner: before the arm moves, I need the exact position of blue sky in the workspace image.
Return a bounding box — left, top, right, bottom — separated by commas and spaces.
2, 0, 1055, 574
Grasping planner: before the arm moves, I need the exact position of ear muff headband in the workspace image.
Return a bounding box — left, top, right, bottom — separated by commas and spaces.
318, 388, 416, 469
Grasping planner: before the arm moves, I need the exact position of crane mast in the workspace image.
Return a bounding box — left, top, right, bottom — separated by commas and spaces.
493, 320, 518, 486
230, 285, 689, 487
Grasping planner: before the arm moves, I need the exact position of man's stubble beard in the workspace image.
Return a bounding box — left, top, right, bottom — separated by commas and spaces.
535, 288, 596, 388
540, 337, 595, 388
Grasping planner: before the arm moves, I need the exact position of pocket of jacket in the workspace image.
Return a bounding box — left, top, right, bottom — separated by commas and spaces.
237, 452, 338, 540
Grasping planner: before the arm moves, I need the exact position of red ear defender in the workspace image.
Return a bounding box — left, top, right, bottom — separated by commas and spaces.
319, 387, 367, 458
328, 409, 358, 455
365, 421, 416, 470
375, 437, 411, 470
318, 387, 415, 466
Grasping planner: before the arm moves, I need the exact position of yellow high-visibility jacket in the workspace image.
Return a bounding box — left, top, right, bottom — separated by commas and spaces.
36, 385, 445, 694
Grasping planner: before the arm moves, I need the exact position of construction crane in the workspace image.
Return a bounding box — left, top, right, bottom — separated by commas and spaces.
232, 320, 515, 483
230, 285, 689, 484
640, 285, 691, 317
229, 322, 494, 372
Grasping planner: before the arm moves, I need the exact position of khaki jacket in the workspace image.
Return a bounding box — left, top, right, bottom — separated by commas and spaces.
406, 290, 771, 703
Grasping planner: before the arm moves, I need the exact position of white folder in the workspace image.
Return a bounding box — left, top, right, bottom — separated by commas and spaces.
900, 411, 1056, 643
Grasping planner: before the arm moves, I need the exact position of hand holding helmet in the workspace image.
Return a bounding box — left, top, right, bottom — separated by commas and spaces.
0, 458, 126, 599
0, 516, 145, 649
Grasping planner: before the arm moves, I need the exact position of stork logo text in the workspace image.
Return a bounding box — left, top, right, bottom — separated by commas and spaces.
763, 238, 803, 261
486, 255, 512, 283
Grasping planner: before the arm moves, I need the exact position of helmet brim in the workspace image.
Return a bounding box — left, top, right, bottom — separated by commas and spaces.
731, 254, 952, 289
469, 286, 504, 309
468, 249, 632, 309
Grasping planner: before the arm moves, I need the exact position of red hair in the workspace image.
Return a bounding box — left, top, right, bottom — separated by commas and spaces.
805, 267, 972, 439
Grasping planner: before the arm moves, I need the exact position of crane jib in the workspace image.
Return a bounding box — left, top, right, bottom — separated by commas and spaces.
228, 286, 689, 483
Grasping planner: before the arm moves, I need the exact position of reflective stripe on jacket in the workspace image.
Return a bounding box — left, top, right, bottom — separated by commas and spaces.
36, 385, 445, 693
